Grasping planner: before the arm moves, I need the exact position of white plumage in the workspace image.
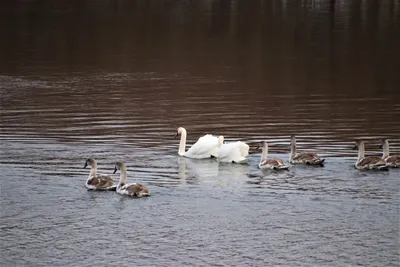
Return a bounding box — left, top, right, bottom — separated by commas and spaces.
215, 136, 249, 163
175, 127, 219, 159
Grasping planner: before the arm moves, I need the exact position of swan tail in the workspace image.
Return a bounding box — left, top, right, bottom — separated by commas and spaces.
91, 185, 117, 191
106, 186, 117, 191
376, 165, 389, 171
277, 165, 289, 170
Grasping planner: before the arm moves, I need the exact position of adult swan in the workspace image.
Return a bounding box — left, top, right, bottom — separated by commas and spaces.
175, 127, 219, 159
215, 136, 249, 163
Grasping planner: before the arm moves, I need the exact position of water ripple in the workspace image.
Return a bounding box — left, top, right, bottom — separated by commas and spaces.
1, 72, 399, 267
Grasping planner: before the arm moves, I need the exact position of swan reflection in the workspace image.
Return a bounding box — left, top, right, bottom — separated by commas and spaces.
178, 157, 219, 183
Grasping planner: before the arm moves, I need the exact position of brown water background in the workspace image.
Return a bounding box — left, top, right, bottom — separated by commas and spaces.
1, 1, 400, 266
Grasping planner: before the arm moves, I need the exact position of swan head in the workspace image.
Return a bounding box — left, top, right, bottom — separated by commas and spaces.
256, 141, 266, 151
353, 140, 362, 150
113, 162, 127, 174
83, 158, 96, 169
379, 139, 387, 149
175, 127, 185, 138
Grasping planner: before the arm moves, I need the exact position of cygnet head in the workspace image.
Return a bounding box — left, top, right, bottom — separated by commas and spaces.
379, 138, 388, 149
83, 158, 96, 169
113, 162, 127, 174
256, 141, 266, 151
353, 140, 363, 150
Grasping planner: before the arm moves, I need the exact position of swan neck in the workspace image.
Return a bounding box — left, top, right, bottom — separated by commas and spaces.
290, 137, 296, 159
118, 169, 128, 187
260, 144, 268, 164
382, 140, 389, 158
358, 142, 365, 161
89, 163, 97, 177
218, 136, 224, 148
178, 129, 187, 156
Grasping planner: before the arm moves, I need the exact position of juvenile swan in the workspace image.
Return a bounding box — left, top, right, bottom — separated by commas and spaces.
215, 136, 249, 163
289, 136, 325, 166
354, 140, 388, 170
257, 141, 289, 170
83, 158, 116, 191
114, 162, 150, 197
380, 139, 400, 168
175, 127, 219, 159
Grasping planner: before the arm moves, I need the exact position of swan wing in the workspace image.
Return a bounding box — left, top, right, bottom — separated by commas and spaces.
120, 183, 150, 197
126, 183, 150, 196
385, 155, 400, 166
197, 134, 216, 143
293, 152, 318, 161
185, 134, 219, 158
358, 156, 386, 167
260, 158, 288, 169
217, 143, 236, 159
86, 174, 115, 190
260, 158, 280, 167
229, 147, 248, 163
218, 142, 248, 163
236, 141, 249, 157
293, 152, 324, 165
218, 142, 249, 156
262, 158, 286, 166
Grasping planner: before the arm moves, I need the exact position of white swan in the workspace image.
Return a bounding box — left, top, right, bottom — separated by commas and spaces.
83, 158, 116, 191
113, 162, 150, 197
257, 141, 289, 170
289, 135, 325, 166
354, 140, 388, 170
380, 139, 400, 168
175, 127, 219, 159
215, 135, 249, 163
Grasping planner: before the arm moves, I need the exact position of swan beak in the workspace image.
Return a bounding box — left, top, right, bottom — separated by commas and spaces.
83, 162, 88, 169
174, 132, 178, 138
113, 167, 117, 174
352, 145, 357, 150
379, 144, 383, 149
256, 145, 261, 150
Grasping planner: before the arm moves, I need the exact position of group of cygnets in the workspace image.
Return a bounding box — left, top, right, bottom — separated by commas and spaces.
83, 127, 400, 198
83, 159, 150, 197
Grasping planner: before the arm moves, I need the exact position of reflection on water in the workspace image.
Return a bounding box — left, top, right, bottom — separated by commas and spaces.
1, 1, 400, 266
1, 73, 399, 157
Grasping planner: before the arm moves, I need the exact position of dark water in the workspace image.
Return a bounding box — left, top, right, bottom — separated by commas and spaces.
1, 1, 400, 266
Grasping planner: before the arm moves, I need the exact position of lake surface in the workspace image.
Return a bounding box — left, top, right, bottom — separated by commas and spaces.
1, 1, 399, 266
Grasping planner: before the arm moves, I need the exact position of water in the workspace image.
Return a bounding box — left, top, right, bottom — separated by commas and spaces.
1, 1, 400, 266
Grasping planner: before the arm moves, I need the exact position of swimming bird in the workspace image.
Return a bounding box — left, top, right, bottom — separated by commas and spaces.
380, 139, 400, 168
289, 135, 325, 166
83, 158, 116, 191
175, 127, 219, 159
353, 140, 388, 170
114, 162, 150, 197
215, 135, 249, 163
257, 141, 289, 170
